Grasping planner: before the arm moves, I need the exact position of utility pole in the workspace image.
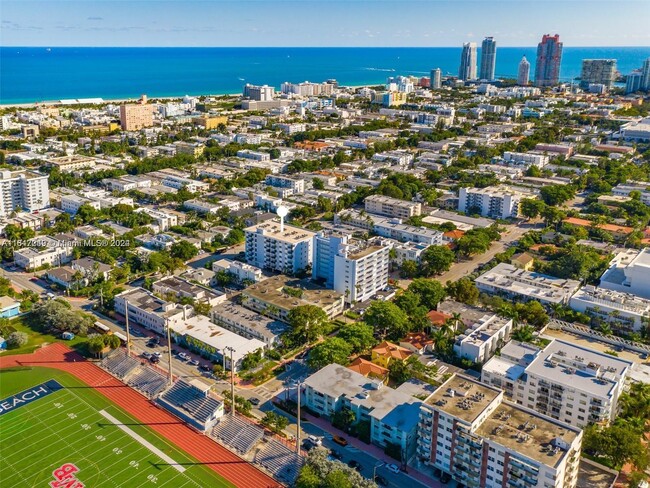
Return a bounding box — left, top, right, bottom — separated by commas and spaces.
124, 299, 131, 356
296, 381, 301, 454
166, 318, 173, 386
99, 287, 103, 309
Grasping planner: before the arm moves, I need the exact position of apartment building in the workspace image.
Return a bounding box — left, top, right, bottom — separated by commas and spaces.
333, 240, 390, 304
119, 99, 155, 131
113, 287, 192, 335
210, 301, 288, 347
61, 194, 101, 215
183, 199, 222, 215
212, 258, 264, 284
133, 207, 177, 231
244, 221, 314, 274
417, 374, 582, 488
334, 210, 444, 245
102, 175, 152, 192
475, 263, 581, 305
0, 170, 50, 216
502, 152, 549, 168
45, 155, 97, 173
280, 81, 334, 96
303, 364, 422, 460
241, 275, 344, 322
599, 247, 650, 299
482, 339, 632, 429
371, 150, 414, 167
458, 186, 524, 219
265, 175, 306, 194
236, 149, 270, 162
611, 183, 650, 205
364, 194, 422, 219
570, 284, 650, 333
580, 59, 617, 89
152, 276, 226, 307
452, 311, 513, 364
13, 235, 75, 270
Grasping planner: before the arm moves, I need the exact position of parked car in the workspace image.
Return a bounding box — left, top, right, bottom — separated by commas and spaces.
329, 450, 342, 460
332, 435, 348, 446
141, 351, 152, 359
149, 356, 160, 364
386, 463, 400, 474
153, 351, 162, 358
440, 472, 451, 484
301, 440, 314, 452
189, 359, 200, 366
249, 397, 261, 406
199, 364, 212, 372
146, 342, 156, 348
375, 475, 388, 486
178, 352, 191, 361
307, 435, 322, 446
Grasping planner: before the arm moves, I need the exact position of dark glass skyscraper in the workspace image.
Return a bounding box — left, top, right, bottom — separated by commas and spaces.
479, 37, 497, 80
458, 42, 477, 81
535, 34, 563, 87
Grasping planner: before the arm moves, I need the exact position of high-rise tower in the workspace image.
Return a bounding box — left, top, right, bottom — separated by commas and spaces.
517, 55, 530, 86
458, 42, 477, 81
534, 34, 563, 87
430, 68, 442, 89
479, 37, 497, 80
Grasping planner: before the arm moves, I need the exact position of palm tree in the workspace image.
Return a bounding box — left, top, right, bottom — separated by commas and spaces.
598, 323, 613, 336
549, 303, 563, 320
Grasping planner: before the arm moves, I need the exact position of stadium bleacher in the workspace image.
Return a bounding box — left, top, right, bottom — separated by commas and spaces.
157, 380, 223, 430
255, 440, 303, 484
211, 416, 264, 455
127, 366, 168, 397
101, 349, 139, 379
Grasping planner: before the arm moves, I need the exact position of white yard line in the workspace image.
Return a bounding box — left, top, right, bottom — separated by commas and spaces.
98, 410, 186, 473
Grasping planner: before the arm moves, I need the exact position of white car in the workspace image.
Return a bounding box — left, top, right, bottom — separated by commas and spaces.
386, 463, 400, 474
153, 351, 162, 358
178, 352, 191, 361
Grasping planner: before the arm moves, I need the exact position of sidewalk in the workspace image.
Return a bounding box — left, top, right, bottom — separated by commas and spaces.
302, 412, 444, 488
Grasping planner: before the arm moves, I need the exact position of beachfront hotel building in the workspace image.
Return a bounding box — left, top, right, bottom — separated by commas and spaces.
119, 95, 155, 131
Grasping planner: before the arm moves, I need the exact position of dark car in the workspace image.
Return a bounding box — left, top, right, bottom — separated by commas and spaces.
375, 475, 388, 486
440, 472, 451, 484
199, 364, 212, 372
301, 440, 314, 452
329, 450, 342, 460
149, 356, 160, 364
146, 341, 156, 348
249, 397, 261, 406
347, 460, 362, 472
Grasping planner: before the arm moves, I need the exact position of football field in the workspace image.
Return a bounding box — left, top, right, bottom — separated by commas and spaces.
0, 367, 234, 488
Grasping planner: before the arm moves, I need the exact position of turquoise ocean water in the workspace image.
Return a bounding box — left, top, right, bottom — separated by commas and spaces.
1, 46, 649, 104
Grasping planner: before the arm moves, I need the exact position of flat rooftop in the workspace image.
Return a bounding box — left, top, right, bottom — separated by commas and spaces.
424, 375, 501, 425
245, 220, 315, 244
243, 275, 342, 312
525, 339, 632, 398
211, 301, 288, 340
304, 364, 421, 433
476, 402, 580, 468
347, 244, 385, 260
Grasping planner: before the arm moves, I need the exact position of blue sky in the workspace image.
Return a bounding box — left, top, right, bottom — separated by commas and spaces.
2, 0, 649, 47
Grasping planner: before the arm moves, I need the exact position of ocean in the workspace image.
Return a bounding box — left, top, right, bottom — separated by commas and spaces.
1, 46, 649, 105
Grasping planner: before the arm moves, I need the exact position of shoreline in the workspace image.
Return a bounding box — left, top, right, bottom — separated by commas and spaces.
0, 85, 375, 110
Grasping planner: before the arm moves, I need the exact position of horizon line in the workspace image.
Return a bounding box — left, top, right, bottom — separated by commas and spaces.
3, 45, 650, 49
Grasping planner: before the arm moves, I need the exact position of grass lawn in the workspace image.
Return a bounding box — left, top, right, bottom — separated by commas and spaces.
0, 367, 233, 488
0, 314, 87, 356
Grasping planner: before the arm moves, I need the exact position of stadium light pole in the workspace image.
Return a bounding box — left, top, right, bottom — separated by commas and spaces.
296, 381, 301, 454
124, 299, 131, 357
166, 318, 173, 386
224, 346, 236, 417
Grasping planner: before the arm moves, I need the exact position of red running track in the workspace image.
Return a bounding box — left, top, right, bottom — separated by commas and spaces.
0, 343, 280, 488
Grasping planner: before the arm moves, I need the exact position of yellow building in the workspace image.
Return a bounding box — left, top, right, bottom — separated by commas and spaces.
371, 341, 413, 369
194, 116, 228, 130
